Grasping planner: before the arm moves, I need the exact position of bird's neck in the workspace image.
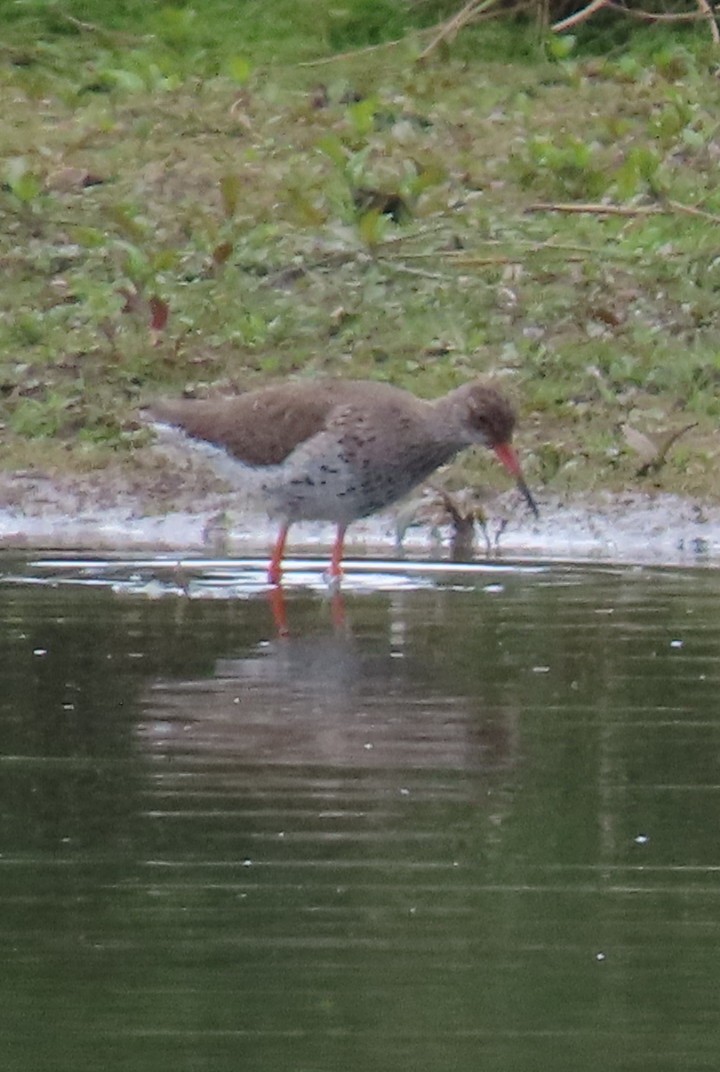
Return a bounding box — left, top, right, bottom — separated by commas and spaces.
424, 386, 477, 451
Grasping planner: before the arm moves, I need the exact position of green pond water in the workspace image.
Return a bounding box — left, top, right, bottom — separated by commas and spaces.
1, 554, 719, 1072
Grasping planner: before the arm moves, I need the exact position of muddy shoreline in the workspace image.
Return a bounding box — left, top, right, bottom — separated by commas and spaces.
1, 467, 718, 568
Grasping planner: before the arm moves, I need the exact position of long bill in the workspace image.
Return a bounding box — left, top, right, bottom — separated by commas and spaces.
492, 442, 539, 519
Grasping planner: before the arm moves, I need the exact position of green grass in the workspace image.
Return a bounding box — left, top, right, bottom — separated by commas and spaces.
1, 2, 720, 500
1, 0, 461, 66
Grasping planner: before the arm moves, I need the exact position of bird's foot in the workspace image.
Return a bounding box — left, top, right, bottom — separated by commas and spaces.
267, 564, 283, 586
324, 567, 343, 590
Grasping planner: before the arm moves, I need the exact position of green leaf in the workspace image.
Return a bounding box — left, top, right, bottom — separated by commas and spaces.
219, 173, 241, 219
286, 187, 325, 226
613, 156, 642, 201
75, 227, 106, 248
9, 397, 68, 438
107, 206, 148, 242
316, 135, 348, 170
225, 56, 252, 85
117, 242, 151, 284
406, 164, 445, 197
682, 128, 705, 150
12, 170, 42, 203
151, 249, 180, 272
547, 35, 576, 61
356, 208, 384, 249
106, 68, 147, 94
4, 157, 41, 202
347, 97, 378, 137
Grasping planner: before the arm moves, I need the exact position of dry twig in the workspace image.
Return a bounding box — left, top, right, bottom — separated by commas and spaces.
607, 2, 715, 20
297, 2, 532, 68
299, 0, 720, 65
527, 200, 661, 217
417, 0, 502, 62
695, 0, 720, 44
600, 0, 718, 42
59, 12, 148, 45
527, 199, 720, 225
665, 199, 720, 225
297, 36, 414, 67
552, 0, 611, 32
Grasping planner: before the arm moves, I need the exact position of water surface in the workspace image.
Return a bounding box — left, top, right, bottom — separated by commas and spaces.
1, 554, 719, 1071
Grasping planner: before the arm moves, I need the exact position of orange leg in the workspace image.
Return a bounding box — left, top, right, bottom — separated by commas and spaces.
268, 523, 290, 586
328, 523, 347, 583
267, 585, 290, 637
329, 589, 346, 630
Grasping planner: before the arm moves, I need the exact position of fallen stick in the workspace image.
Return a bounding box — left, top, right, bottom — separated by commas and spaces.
527, 199, 720, 224
553, 0, 611, 32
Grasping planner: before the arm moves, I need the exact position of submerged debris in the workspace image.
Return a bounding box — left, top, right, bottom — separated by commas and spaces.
395, 484, 510, 559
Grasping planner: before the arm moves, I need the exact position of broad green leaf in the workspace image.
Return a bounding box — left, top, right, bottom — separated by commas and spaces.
347, 97, 378, 137
225, 56, 252, 85
547, 35, 576, 61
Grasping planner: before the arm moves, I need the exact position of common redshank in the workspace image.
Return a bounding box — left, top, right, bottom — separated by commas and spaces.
148, 378, 538, 584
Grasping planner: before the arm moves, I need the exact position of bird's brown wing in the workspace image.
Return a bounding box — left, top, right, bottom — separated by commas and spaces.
150, 384, 342, 467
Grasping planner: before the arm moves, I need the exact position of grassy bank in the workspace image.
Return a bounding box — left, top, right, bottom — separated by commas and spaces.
1, 2, 719, 501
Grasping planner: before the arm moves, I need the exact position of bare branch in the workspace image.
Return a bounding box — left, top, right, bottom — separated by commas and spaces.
696, 0, 720, 44
59, 12, 149, 45
552, 0, 611, 32
417, 0, 502, 62
527, 199, 720, 225
607, 2, 716, 21
526, 201, 661, 217
297, 36, 412, 67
